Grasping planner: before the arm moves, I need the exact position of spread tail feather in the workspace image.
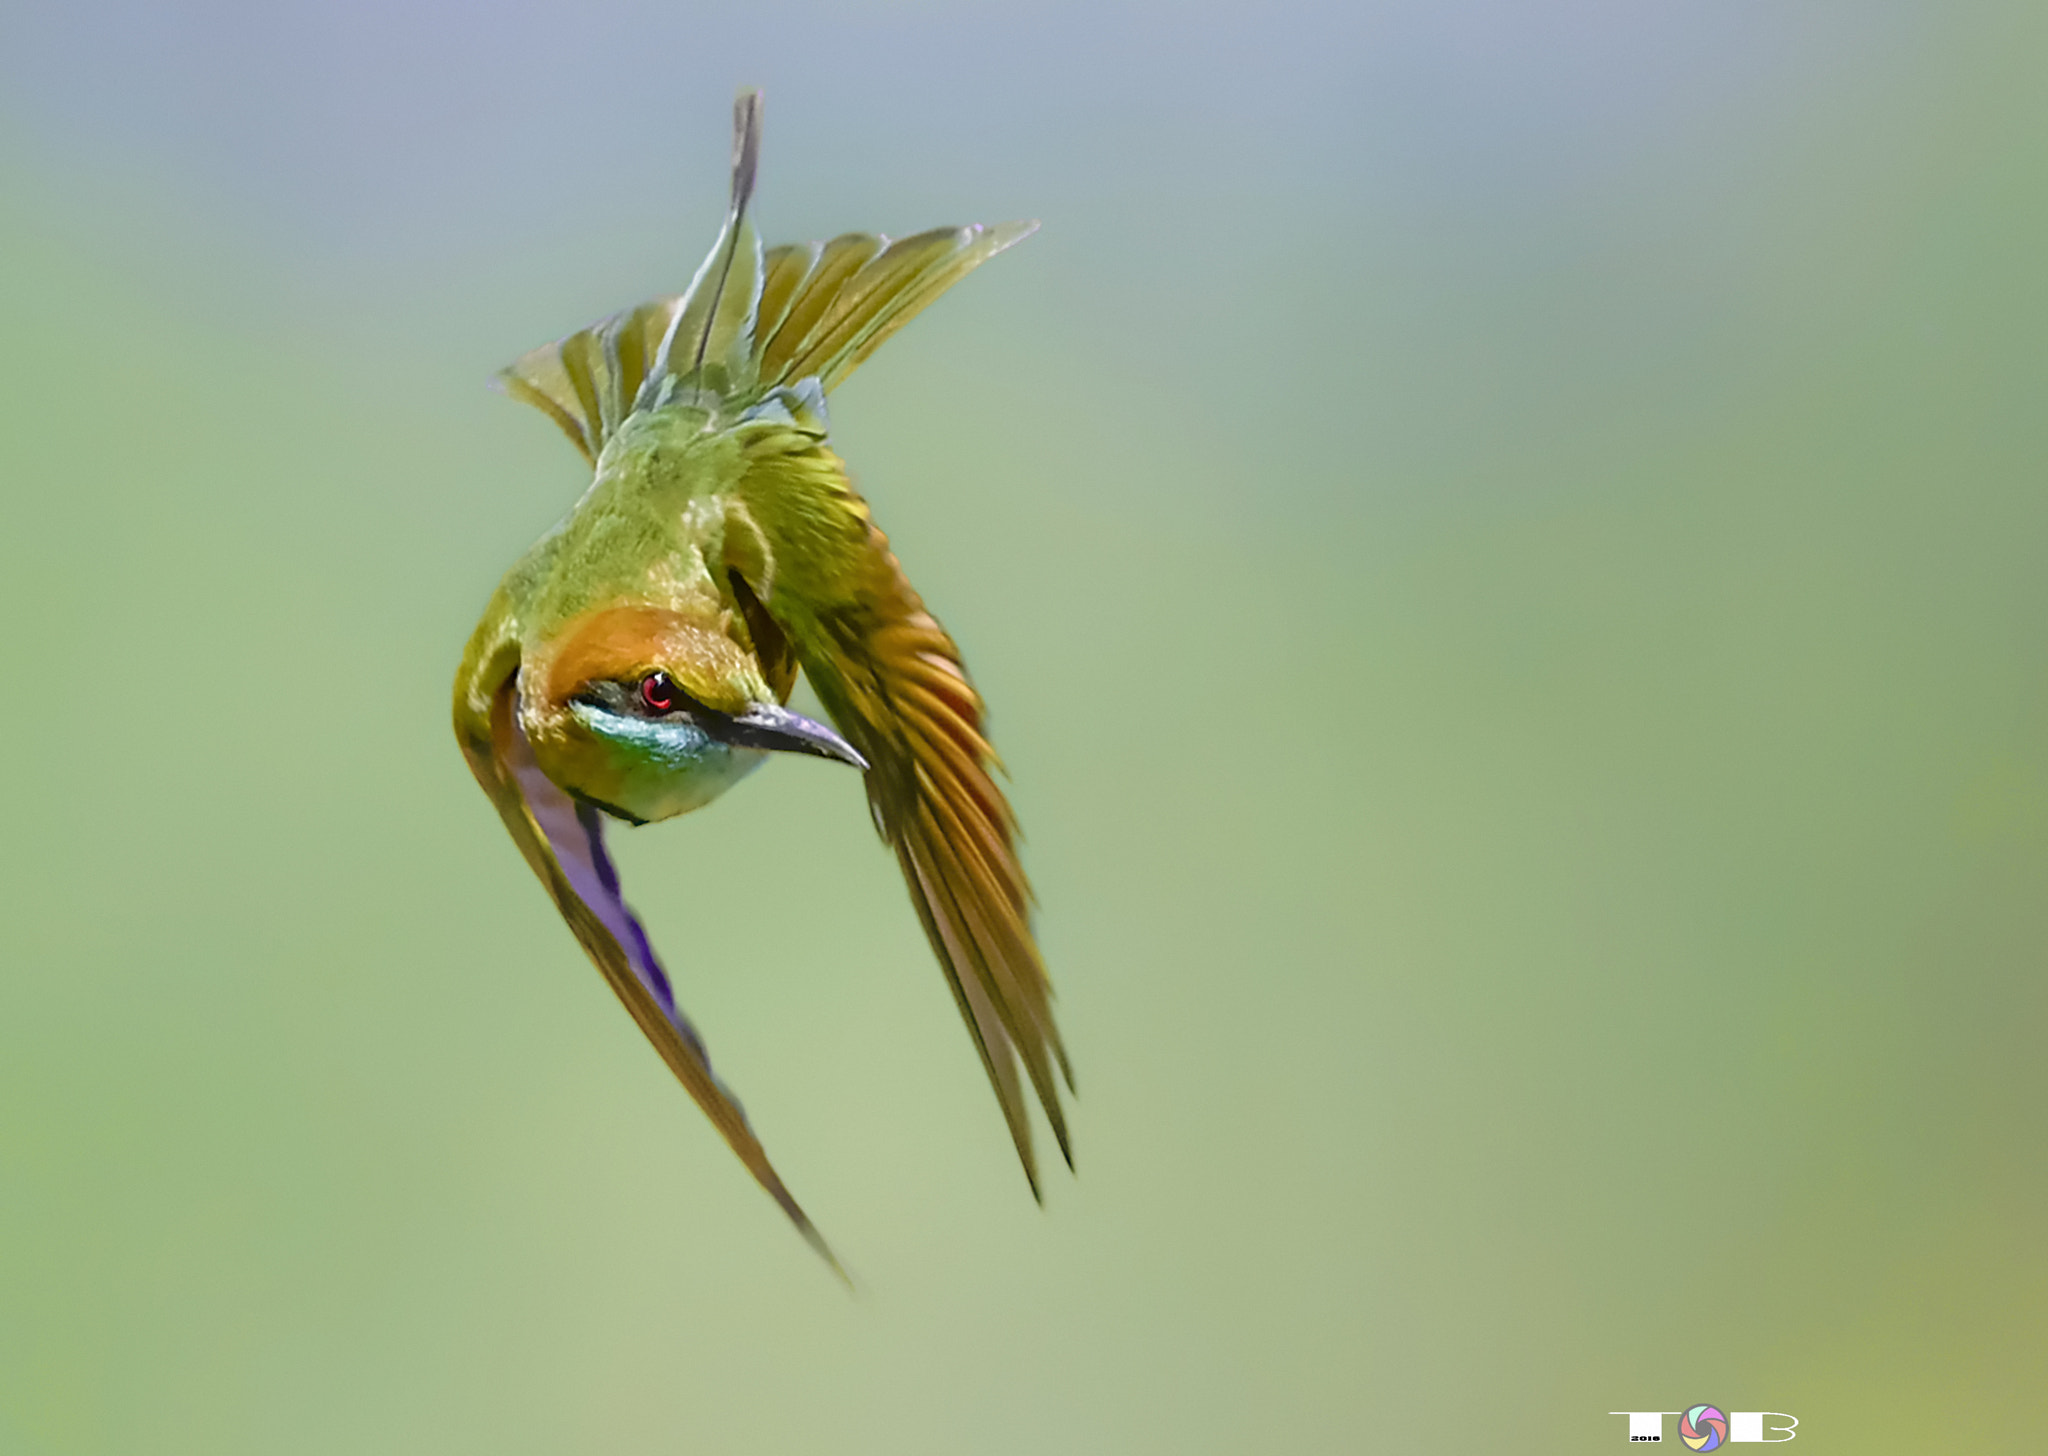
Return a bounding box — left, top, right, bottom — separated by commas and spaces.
644, 88, 765, 406
496, 91, 1034, 464
753, 220, 1036, 397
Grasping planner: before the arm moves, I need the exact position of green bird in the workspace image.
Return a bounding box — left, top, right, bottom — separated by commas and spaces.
452, 91, 1069, 1268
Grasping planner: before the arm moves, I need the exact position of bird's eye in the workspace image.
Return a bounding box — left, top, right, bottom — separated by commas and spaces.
639, 672, 680, 713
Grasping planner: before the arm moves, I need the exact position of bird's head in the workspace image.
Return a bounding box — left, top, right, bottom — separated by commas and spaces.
519, 603, 865, 824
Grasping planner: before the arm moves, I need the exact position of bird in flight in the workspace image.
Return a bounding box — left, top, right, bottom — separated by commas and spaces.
452, 91, 1069, 1270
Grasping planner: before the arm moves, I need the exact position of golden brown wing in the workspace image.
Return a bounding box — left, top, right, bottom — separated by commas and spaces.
732, 430, 1071, 1195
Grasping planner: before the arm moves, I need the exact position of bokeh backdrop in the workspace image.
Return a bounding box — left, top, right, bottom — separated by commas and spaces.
2, 1, 2043, 1451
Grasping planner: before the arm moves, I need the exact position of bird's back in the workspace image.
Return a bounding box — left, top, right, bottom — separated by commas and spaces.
513, 405, 752, 654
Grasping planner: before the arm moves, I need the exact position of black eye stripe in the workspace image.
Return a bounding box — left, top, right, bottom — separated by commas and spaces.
571, 672, 719, 721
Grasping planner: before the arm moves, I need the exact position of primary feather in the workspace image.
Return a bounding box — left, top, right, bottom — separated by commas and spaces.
733, 429, 1073, 1191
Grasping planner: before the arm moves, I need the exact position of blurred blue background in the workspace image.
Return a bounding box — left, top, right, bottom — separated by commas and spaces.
1, 2, 2043, 1450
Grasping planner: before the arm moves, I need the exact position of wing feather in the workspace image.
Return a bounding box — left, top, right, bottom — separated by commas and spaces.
900, 845, 1039, 1197
732, 433, 1070, 1192
453, 661, 842, 1274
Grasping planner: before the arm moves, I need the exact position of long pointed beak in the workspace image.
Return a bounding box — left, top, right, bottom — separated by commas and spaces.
721, 703, 869, 770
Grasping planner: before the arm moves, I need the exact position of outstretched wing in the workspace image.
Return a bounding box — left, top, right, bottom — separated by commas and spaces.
731, 428, 1071, 1195
452, 646, 842, 1274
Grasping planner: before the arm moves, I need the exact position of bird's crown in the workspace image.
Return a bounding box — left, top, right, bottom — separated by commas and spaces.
534, 604, 767, 718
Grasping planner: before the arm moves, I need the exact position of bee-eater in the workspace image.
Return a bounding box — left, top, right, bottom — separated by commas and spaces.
452, 91, 1069, 1268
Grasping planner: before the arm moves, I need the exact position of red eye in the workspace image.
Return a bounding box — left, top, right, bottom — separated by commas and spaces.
639, 672, 679, 713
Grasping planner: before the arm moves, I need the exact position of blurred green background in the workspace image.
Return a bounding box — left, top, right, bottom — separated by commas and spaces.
1, 1, 2043, 1450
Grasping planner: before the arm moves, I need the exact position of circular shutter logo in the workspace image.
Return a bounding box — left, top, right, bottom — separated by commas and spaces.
1679, 1405, 1728, 1452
